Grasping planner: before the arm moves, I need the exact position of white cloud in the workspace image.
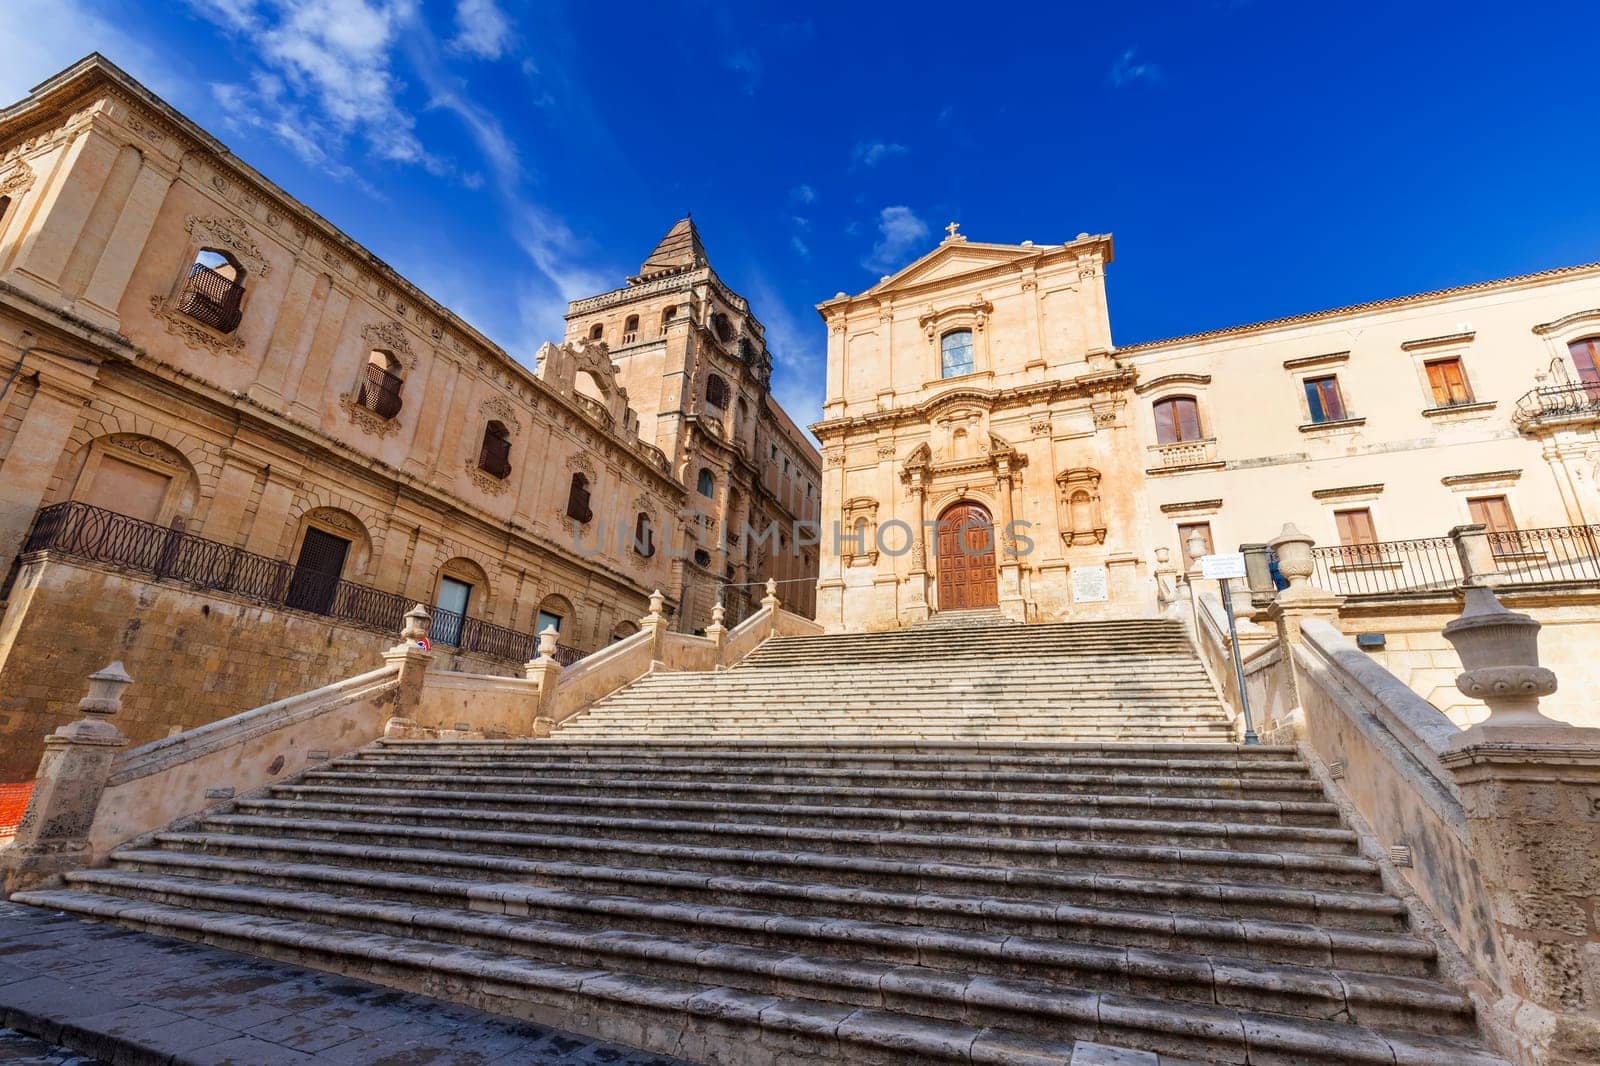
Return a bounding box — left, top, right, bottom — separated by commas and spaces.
188, 0, 449, 177
853, 140, 909, 168
863, 206, 929, 273
450, 0, 512, 59
789, 183, 816, 205
0, 0, 179, 105
1109, 47, 1160, 87
790, 235, 811, 258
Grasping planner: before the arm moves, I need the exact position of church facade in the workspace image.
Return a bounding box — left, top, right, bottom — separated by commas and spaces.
813, 225, 1600, 631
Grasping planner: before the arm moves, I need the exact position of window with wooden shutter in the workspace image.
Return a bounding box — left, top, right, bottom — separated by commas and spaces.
1468, 495, 1522, 555
1570, 337, 1600, 387
1425, 359, 1472, 407
1153, 397, 1202, 444
1335, 508, 1378, 546
1304, 376, 1347, 423
566, 473, 592, 523
478, 421, 512, 479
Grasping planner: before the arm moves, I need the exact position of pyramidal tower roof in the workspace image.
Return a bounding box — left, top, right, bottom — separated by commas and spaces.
631, 216, 708, 284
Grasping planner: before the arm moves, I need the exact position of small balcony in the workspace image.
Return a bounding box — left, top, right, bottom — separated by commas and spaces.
1145, 437, 1221, 473
478, 435, 512, 480
357, 363, 404, 419
1514, 382, 1600, 431
177, 263, 245, 333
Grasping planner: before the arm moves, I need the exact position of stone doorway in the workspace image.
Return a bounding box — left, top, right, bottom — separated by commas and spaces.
936, 502, 998, 610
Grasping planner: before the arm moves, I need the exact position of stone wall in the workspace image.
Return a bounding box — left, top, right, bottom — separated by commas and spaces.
0, 553, 513, 779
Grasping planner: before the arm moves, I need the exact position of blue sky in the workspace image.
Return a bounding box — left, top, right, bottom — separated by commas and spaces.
4, 1, 1599, 432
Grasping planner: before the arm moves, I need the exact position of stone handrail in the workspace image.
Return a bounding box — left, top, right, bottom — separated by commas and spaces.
722, 604, 776, 664
89, 663, 403, 859
546, 627, 657, 725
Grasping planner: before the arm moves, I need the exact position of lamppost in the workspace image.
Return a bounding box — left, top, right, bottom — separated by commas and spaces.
1187, 529, 1260, 746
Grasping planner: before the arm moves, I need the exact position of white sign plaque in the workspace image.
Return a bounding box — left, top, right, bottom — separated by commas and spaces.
1071, 564, 1109, 603
1200, 552, 1248, 580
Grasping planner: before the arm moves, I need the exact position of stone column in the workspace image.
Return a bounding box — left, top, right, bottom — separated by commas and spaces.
1437, 587, 1600, 1066
1450, 523, 1507, 588
0, 349, 100, 580
903, 469, 932, 624
1, 663, 132, 894
381, 605, 434, 738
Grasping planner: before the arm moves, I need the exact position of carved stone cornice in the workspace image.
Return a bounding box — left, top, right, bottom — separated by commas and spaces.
185, 215, 272, 278
1133, 372, 1211, 396
361, 320, 416, 369
0, 161, 35, 197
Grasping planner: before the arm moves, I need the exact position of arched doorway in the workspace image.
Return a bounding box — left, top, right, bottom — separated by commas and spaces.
936, 502, 998, 610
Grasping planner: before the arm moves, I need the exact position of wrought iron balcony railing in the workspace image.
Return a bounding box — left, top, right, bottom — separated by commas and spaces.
1310, 524, 1600, 598
22, 501, 583, 665
1513, 382, 1600, 427
177, 263, 245, 333
357, 363, 404, 420
478, 434, 512, 479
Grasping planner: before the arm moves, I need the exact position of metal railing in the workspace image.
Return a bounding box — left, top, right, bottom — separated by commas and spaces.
22, 502, 582, 664
1311, 537, 1462, 597
1488, 525, 1600, 585
478, 433, 512, 479
177, 263, 245, 333
1513, 382, 1600, 426
357, 363, 404, 419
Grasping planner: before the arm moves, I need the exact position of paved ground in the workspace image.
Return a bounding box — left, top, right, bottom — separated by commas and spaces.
0, 902, 687, 1065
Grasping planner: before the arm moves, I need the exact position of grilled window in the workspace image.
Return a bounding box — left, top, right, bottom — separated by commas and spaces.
622, 314, 639, 343
706, 373, 729, 409
696, 467, 715, 498
478, 421, 512, 479
357, 352, 404, 419
633, 512, 655, 557
178, 249, 246, 334
566, 472, 593, 523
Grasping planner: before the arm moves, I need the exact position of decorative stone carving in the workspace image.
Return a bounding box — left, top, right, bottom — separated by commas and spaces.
1057, 468, 1107, 546
106, 433, 185, 470
876, 442, 897, 458
304, 506, 362, 534
184, 215, 271, 278
480, 394, 521, 436
0, 161, 36, 197
1443, 586, 1561, 732
339, 392, 403, 438
1029, 416, 1052, 437
566, 452, 597, 477
148, 294, 246, 357
464, 459, 511, 496
361, 320, 416, 370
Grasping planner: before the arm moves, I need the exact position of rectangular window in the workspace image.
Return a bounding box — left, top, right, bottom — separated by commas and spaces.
536, 610, 563, 636
1304, 376, 1347, 423
1177, 522, 1213, 570
1425, 358, 1472, 407
1334, 508, 1378, 546
1468, 495, 1522, 555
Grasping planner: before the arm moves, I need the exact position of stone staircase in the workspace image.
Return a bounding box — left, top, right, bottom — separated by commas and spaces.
12, 617, 1509, 1065
559, 619, 1236, 741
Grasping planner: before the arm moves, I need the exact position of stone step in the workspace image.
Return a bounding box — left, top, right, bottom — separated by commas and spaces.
551, 728, 1241, 741
141, 830, 1413, 931
15, 889, 1504, 1066
281, 778, 1343, 825
109, 848, 1428, 966
59, 870, 1475, 1037
196, 810, 1383, 889
303, 764, 1329, 801
227, 796, 1361, 856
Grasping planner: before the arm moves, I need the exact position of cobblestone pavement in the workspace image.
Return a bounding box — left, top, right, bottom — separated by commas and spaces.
0, 902, 689, 1065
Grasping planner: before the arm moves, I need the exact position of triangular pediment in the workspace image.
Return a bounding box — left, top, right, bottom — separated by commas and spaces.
867, 241, 1050, 296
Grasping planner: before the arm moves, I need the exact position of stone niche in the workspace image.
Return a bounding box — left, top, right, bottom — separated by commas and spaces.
1056, 467, 1107, 545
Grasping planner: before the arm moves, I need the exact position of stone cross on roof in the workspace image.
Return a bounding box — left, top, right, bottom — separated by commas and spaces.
944, 221, 962, 241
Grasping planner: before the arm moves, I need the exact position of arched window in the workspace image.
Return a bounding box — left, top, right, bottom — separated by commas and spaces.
940, 329, 974, 378
1571, 337, 1600, 386
566, 472, 592, 522
1153, 396, 1202, 444
712, 311, 734, 342
696, 467, 715, 498
0, 196, 12, 228
622, 314, 639, 343
588, 323, 603, 341
633, 512, 655, 557
660, 306, 677, 334
706, 373, 729, 409
478, 420, 512, 479
178, 248, 247, 333
357, 350, 404, 419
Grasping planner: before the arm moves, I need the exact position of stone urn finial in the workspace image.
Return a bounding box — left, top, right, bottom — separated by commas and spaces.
711, 601, 725, 628
1443, 586, 1559, 730
648, 588, 665, 618
79, 662, 133, 720
1268, 523, 1316, 589
537, 625, 559, 661
1154, 546, 1171, 567
400, 603, 432, 643
761, 578, 780, 611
